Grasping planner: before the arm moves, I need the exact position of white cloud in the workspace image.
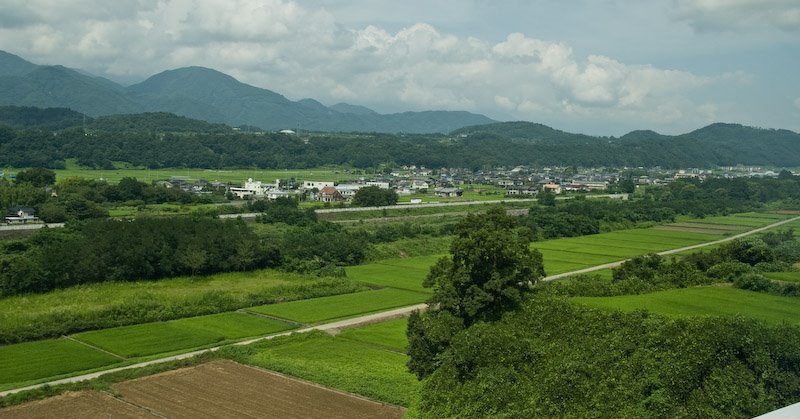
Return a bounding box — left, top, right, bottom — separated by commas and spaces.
0, 0, 743, 134
672, 0, 800, 32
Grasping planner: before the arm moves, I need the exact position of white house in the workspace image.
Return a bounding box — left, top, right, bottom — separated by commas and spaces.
303, 181, 334, 190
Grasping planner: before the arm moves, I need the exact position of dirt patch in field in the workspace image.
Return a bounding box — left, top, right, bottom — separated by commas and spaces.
112, 360, 405, 419
0, 391, 155, 419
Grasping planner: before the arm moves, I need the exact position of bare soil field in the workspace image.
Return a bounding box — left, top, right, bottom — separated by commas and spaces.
112, 360, 405, 419
0, 391, 156, 419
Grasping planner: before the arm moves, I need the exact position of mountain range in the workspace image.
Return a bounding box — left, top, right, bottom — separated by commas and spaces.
0, 50, 494, 134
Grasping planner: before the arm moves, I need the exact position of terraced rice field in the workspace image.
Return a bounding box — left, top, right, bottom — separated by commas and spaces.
0, 339, 120, 388
572, 286, 800, 325
246, 288, 427, 324
72, 313, 295, 358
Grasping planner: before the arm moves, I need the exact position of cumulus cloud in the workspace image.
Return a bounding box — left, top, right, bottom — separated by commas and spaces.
0, 0, 737, 133
672, 0, 800, 32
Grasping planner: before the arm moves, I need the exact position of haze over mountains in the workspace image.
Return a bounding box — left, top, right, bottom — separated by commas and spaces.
0, 50, 494, 134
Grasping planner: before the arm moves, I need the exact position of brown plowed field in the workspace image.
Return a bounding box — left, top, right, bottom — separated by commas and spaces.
0, 391, 156, 419
112, 360, 405, 419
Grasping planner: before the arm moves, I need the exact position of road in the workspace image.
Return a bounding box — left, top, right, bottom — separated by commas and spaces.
2, 211, 795, 398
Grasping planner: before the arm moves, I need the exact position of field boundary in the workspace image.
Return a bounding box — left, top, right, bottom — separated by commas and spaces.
62, 336, 127, 361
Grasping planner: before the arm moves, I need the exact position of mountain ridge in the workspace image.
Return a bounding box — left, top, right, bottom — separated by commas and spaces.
0, 50, 495, 134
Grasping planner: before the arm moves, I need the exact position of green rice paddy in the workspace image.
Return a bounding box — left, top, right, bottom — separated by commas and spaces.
337, 317, 409, 352
246, 288, 428, 324
572, 286, 800, 325
0, 339, 120, 387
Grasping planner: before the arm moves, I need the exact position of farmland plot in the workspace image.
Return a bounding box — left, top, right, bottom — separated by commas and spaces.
0, 339, 119, 387
247, 288, 427, 324
572, 286, 800, 325
0, 391, 154, 419
112, 360, 405, 419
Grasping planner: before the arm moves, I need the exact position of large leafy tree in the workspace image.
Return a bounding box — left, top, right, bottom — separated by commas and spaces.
407, 207, 544, 378
352, 186, 398, 207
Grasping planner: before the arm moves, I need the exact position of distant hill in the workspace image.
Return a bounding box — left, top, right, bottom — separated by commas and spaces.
450, 121, 800, 167
0, 50, 495, 134
0, 106, 87, 130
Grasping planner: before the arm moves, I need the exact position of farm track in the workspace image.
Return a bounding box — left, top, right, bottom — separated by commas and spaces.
1, 212, 796, 398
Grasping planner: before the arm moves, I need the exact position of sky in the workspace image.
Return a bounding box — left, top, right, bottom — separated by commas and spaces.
0, 0, 798, 136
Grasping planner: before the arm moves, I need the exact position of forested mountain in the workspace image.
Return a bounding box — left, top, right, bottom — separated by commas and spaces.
0, 50, 494, 134
0, 109, 798, 169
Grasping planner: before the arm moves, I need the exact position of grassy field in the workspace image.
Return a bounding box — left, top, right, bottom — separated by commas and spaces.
572, 286, 800, 325
345, 255, 441, 293
0, 339, 120, 387
337, 317, 409, 352
0, 269, 364, 344
41, 166, 355, 184
764, 272, 800, 283
72, 312, 295, 358
73, 322, 224, 358
246, 288, 428, 324
242, 331, 419, 407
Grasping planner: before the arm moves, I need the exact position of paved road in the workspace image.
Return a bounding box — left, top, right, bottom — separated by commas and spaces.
0, 304, 428, 398
541, 214, 800, 282
2, 211, 794, 398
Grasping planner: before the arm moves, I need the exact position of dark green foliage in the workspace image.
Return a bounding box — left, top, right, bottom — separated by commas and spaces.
14, 167, 55, 187
352, 186, 398, 207
417, 296, 800, 418
252, 197, 316, 225
0, 218, 278, 296
0, 106, 86, 130
407, 208, 544, 379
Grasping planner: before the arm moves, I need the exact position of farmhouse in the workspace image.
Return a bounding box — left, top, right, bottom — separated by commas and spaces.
4, 206, 38, 224
435, 187, 463, 198
319, 186, 344, 202
542, 183, 562, 194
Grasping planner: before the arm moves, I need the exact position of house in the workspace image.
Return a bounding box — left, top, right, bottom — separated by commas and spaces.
435, 187, 463, 197
335, 184, 363, 199
303, 181, 334, 190
5, 206, 38, 224
506, 186, 538, 196
542, 183, 562, 194
319, 186, 344, 202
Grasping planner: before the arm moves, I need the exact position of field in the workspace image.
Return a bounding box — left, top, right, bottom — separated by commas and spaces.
243, 331, 419, 407
0, 339, 120, 386
246, 288, 428, 324
0, 268, 363, 344
337, 317, 409, 352
572, 286, 800, 325
345, 255, 441, 293
0, 391, 153, 419
72, 313, 295, 358
764, 271, 800, 283
40, 166, 356, 184
0, 361, 405, 418
111, 360, 405, 418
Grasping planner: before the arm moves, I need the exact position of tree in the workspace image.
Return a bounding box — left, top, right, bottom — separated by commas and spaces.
15, 168, 56, 187
352, 186, 398, 207
407, 207, 545, 379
